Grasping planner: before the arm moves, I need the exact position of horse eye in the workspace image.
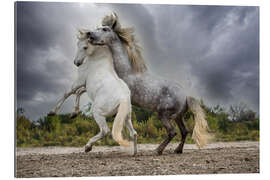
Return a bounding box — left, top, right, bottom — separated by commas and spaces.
83, 46, 88, 50
86, 32, 91, 38
102, 28, 108, 32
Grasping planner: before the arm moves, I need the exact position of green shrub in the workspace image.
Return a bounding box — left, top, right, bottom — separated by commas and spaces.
16, 104, 260, 147
145, 116, 159, 138
75, 120, 92, 135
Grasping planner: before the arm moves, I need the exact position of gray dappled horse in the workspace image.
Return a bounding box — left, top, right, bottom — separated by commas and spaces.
86, 13, 213, 155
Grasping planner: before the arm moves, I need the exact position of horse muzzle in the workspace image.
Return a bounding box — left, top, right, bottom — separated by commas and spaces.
74, 60, 83, 67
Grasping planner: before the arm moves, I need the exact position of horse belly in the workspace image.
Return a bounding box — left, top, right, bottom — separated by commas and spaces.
128, 76, 185, 114
127, 78, 159, 111
130, 88, 158, 111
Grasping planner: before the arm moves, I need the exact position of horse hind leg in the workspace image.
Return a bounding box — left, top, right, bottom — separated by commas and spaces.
174, 113, 189, 154
155, 112, 177, 155
85, 112, 110, 152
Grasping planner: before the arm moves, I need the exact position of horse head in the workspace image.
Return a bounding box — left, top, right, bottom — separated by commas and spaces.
74, 29, 96, 66
87, 25, 118, 46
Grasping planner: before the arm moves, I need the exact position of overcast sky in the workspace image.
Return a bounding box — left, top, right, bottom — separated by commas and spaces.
16, 2, 259, 121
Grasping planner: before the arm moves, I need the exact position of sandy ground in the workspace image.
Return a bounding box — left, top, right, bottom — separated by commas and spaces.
16, 141, 259, 177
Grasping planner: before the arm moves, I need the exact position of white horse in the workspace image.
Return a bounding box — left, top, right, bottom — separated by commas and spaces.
74, 30, 137, 155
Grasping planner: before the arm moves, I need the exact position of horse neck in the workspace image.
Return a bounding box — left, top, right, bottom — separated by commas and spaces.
85, 48, 115, 75
109, 40, 133, 78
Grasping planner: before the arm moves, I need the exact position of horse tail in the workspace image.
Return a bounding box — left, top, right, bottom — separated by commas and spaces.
187, 96, 213, 148
112, 100, 131, 147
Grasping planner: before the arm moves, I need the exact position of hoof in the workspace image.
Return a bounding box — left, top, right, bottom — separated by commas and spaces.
132, 147, 138, 156
174, 144, 184, 154
48, 111, 56, 116
154, 148, 163, 156
174, 149, 183, 154
132, 134, 138, 156
85, 144, 92, 153
70, 112, 78, 119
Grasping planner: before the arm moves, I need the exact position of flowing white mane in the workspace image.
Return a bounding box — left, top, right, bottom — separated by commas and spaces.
102, 13, 147, 73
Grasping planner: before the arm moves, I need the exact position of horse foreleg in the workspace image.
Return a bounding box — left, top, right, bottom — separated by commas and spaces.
174, 114, 189, 154
48, 91, 74, 116
85, 112, 110, 152
125, 113, 138, 156
48, 85, 84, 116
155, 113, 177, 155
70, 87, 87, 119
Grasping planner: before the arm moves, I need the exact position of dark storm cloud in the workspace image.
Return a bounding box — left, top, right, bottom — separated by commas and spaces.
188, 6, 259, 109
16, 2, 259, 120
134, 5, 259, 111
16, 3, 68, 103
16, 2, 111, 119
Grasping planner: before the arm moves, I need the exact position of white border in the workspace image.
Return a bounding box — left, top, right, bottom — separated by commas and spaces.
1, 0, 269, 180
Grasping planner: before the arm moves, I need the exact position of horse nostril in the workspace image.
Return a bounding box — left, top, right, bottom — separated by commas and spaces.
89, 36, 95, 41
74, 61, 80, 67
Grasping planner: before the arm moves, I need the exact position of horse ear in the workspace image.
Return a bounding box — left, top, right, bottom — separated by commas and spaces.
112, 20, 117, 30
111, 12, 119, 30
112, 12, 118, 20
78, 29, 84, 35
77, 29, 86, 39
